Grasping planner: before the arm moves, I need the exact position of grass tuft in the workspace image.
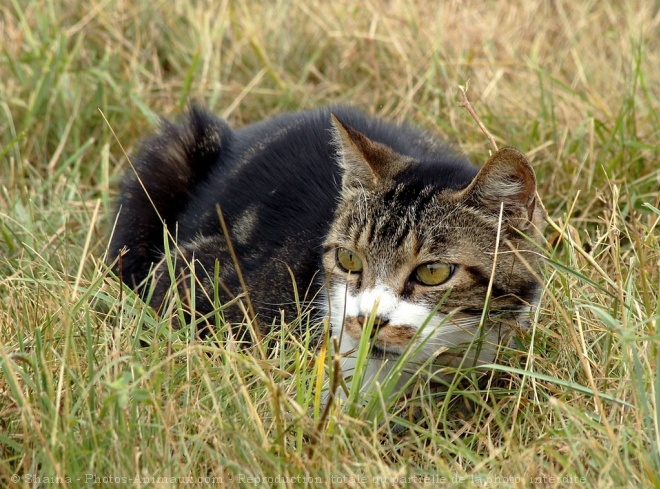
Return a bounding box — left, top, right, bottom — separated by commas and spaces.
1, 0, 658, 486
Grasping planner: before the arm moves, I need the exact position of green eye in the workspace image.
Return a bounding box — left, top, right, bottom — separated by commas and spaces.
336, 248, 363, 273
415, 263, 454, 286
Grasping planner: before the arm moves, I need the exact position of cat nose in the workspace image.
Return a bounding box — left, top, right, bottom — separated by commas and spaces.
356, 315, 389, 336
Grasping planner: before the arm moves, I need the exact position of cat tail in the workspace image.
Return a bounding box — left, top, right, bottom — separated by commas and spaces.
108, 104, 232, 289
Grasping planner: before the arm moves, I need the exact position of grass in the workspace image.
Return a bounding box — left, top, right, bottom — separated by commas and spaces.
1, 0, 659, 487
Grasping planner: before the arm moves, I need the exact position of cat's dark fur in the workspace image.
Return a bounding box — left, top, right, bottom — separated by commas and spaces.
109, 105, 545, 395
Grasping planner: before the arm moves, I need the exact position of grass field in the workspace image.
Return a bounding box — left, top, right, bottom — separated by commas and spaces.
1, 0, 659, 487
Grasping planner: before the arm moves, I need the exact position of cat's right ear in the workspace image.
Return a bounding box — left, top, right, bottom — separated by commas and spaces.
330, 114, 409, 191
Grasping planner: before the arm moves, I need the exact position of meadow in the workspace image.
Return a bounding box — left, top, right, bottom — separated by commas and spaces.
1, 1, 659, 487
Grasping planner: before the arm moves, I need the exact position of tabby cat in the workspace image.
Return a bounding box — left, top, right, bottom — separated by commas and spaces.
109, 105, 545, 396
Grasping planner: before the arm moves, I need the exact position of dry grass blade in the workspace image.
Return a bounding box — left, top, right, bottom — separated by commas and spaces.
0, 0, 658, 486
458, 82, 499, 153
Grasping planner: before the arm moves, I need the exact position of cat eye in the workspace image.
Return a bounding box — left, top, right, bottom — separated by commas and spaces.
336, 248, 363, 273
414, 263, 454, 286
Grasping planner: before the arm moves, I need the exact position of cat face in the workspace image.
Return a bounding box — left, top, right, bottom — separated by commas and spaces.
323, 115, 545, 396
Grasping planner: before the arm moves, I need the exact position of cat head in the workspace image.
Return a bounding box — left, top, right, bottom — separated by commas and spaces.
323, 114, 546, 394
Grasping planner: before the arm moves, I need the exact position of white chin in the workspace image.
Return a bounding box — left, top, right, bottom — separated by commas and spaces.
323, 282, 506, 401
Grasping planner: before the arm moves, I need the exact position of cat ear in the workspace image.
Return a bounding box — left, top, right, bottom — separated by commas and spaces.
460, 147, 540, 229
330, 114, 408, 190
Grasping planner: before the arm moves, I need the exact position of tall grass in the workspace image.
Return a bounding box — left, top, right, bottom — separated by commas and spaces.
1, 0, 658, 487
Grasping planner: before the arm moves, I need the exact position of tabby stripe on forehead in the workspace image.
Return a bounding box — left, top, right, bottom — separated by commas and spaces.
386, 183, 436, 210
373, 185, 436, 246
358, 218, 376, 246
373, 210, 411, 248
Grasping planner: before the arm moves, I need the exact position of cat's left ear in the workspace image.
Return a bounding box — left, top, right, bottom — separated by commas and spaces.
459, 147, 544, 230
330, 114, 409, 191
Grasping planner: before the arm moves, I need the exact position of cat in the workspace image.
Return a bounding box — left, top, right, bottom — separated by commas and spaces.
108, 105, 545, 398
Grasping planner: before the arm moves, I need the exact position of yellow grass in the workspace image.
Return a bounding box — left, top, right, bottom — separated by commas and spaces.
1, 0, 658, 487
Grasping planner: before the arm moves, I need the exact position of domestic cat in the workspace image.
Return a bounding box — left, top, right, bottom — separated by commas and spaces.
108, 105, 545, 397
